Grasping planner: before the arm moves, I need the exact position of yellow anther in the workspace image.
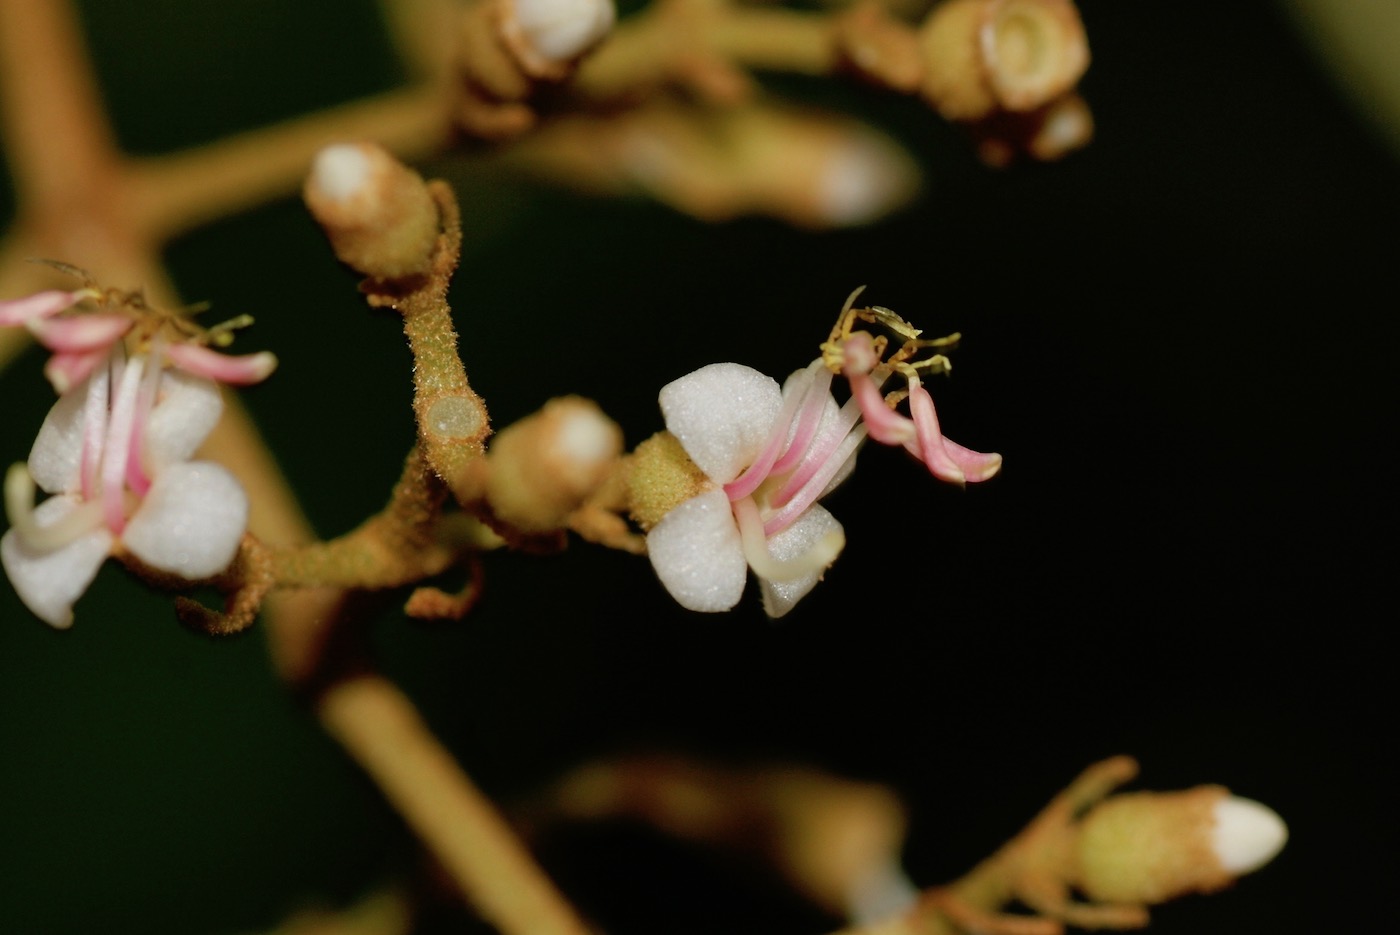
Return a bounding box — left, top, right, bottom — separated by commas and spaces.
864, 305, 923, 339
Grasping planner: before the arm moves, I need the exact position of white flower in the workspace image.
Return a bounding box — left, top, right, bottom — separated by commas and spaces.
2, 352, 248, 628
646, 361, 861, 618
643, 300, 1005, 618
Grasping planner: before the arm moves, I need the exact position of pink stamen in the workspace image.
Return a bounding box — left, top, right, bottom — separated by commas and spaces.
100, 356, 145, 534
769, 364, 833, 475
724, 366, 817, 501
165, 343, 277, 385
125, 346, 165, 496
942, 437, 1003, 483
841, 331, 880, 376
847, 369, 915, 447
763, 425, 868, 537
79, 364, 111, 500
906, 384, 966, 485
27, 312, 132, 353
0, 289, 83, 326
44, 347, 110, 395
771, 396, 864, 507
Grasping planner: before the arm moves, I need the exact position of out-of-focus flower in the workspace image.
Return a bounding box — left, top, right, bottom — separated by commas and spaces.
1, 278, 277, 628
1, 281, 275, 394
2, 351, 248, 628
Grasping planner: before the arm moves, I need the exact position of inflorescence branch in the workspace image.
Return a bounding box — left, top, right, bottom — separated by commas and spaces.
0, 3, 1288, 934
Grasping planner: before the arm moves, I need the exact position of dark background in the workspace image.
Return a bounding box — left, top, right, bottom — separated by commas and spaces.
0, 1, 1393, 933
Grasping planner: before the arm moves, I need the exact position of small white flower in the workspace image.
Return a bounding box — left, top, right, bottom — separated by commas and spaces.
644, 294, 1003, 619
646, 361, 859, 618
2, 352, 249, 628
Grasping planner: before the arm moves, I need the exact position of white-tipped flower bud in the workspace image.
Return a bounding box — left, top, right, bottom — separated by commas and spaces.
1211, 795, 1288, 876
303, 143, 440, 280
504, 0, 615, 73
1074, 787, 1287, 905
486, 396, 623, 533
815, 130, 920, 228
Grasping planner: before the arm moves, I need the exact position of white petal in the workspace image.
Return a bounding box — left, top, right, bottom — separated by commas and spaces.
1211, 796, 1287, 875
142, 370, 224, 472
646, 489, 747, 612
1, 495, 112, 629
659, 363, 782, 484
758, 503, 843, 618
122, 462, 247, 579
29, 366, 109, 494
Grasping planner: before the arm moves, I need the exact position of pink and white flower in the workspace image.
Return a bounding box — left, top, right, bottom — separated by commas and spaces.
647, 361, 858, 617
647, 308, 1000, 618
2, 280, 277, 628
2, 350, 251, 628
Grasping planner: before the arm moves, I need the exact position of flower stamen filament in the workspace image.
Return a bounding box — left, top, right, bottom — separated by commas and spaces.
733, 495, 845, 582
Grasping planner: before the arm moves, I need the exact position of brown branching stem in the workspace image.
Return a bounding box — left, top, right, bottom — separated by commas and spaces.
0, 4, 1165, 935
318, 674, 593, 935
361, 184, 493, 506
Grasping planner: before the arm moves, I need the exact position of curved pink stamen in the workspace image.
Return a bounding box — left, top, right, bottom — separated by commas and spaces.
100, 356, 145, 534
942, 437, 1003, 483
769, 365, 833, 475
27, 312, 132, 353
165, 343, 277, 385
771, 395, 863, 508
763, 425, 868, 537
848, 369, 915, 447
45, 347, 110, 395
907, 384, 965, 485
124, 345, 165, 496
724, 366, 817, 501
79, 363, 111, 500
0, 289, 83, 326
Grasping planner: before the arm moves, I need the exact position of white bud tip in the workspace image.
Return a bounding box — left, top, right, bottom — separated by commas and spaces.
847, 861, 919, 925
818, 135, 913, 228
512, 0, 615, 62
1211, 796, 1287, 875
309, 144, 373, 203
557, 407, 615, 466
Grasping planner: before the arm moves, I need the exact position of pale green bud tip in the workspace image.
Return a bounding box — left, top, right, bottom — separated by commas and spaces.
1211, 796, 1287, 876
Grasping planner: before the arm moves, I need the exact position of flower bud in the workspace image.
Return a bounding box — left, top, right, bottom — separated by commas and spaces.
502, 0, 615, 75
303, 143, 440, 280
918, 0, 1089, 121
485, 396, 623, 532
1074, 787, 1287, 905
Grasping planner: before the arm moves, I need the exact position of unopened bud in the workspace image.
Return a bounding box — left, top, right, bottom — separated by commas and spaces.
502, 0, 615, 74
1075, 787, 1287, 905
304, 143, 440, 279
816, 130, 919, 228
918, 0, 1089, 121
486, 397, 623, 532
